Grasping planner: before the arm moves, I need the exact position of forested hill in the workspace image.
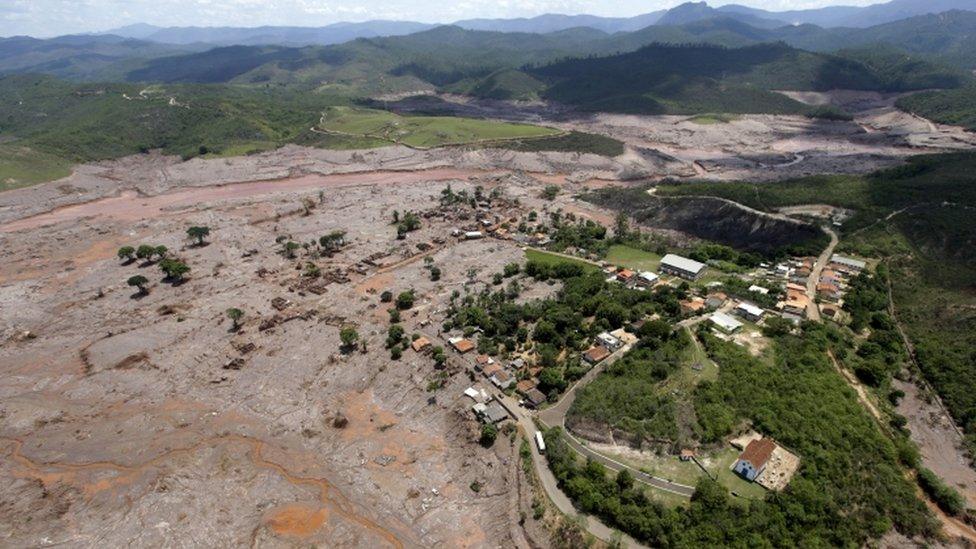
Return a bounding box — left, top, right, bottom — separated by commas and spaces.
526, 43, 963, 115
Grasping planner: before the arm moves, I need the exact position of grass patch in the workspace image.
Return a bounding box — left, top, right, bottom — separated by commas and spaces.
494, 131, 625, 157
604, 244, 662, 272
0, 143, 73, 191
524, 249, 600, 273
688, 113, 739, 125
317, 106, 560, 149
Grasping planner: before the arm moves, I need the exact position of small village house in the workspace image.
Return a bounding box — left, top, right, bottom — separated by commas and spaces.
734, 438, 776, 481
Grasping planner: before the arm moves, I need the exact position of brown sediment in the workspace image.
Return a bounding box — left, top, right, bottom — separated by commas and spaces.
264, 503, 330, 538
0, 169, 486, 233
2, 435, 405, 548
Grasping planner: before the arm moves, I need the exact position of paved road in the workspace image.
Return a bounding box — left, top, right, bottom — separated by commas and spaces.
536, 341, 697, 498
495, 393, 649, 549
805, 227, 838, 322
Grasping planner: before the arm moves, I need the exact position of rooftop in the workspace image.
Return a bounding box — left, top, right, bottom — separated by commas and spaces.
739, 438, 777, 470
583, 345, 611, 363
831, 254, 866, 270
660, 254, 706, 275
711, 311, 743, 332
736, 302, 765, 317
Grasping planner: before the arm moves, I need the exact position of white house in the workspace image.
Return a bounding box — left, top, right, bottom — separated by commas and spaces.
596, 332, 622, 352
637, 271, 659, 288
735, 302, 765, 322
710, 312, 744, 334
733, 438, 776, 481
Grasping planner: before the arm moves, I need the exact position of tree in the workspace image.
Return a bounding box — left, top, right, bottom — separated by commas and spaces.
429, 266, 441, 281
615, 469, 634, 491
339, 326, 359, 351
319, 230, 347, 255
226, 308, 244, 330
187, 226, 210, 246
380, 290, 393, 303
614, 212, 630, 239
136, 244, 155, 262
153, 245, 168, 261
159, 259, 190, 282
541, 185, 559, 200
386, 324, 405, 349
117, 246, 135, 263
432, 346, 447, 367
480, 423, 498, 447
396, 290, 416, 310
283, 241, 300, 258
127, 275, 149, 295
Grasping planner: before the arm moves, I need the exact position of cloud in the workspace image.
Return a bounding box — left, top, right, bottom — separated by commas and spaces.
0, 0, 882, 38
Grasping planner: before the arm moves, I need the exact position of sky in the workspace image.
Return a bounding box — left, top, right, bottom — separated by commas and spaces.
1, 0, 884, 38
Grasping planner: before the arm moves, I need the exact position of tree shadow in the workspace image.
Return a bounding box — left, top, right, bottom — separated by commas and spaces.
129, 291, 149, 300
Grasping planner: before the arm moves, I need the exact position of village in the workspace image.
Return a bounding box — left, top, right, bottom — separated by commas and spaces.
396, 190, 876, 502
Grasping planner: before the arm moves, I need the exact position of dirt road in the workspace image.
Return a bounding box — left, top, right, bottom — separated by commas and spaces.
805, 227, 839, 322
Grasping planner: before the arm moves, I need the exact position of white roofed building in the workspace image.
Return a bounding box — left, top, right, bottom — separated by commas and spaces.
659, 254, 707, 280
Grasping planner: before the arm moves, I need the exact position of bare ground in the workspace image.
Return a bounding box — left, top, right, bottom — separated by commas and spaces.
0, 171, 565, 547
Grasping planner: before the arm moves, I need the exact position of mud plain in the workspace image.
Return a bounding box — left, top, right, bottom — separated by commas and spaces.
1, 96, 975, 547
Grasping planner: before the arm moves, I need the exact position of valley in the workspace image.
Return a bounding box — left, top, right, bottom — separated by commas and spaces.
3, 1, 976, 547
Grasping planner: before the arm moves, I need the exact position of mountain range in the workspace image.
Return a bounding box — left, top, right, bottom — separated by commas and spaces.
91, 0, 976, 47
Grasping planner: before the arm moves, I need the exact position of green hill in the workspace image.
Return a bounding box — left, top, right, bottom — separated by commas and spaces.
528, 42, 930, 115
897, 84, 976, 131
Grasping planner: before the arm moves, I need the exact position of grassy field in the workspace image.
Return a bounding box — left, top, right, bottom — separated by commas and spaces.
688, 113, 740, 125
494, 130, 625, 157
0, 144, 73, 192
524, 248, 601, 273
604, 244, 662, 272
317, 106, 561, 149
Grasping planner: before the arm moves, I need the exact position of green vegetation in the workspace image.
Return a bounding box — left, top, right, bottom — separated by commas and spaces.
480, 423, 498, 447
494, 131, 625, 157
523, 249, 599, 274
0, 143, 72, 191
159, 259, 190, 282
126, 275, 149, 295
0, 75, 346, 164
547, 322, 938, 546
339, 326, 359, 350
917, 467, 966, 516
898, 84, 976, 131
569, 331, 689, 446
605, 244, 662, 272
687, 113, 739, 125
532, 43, 949, 115
547, 321, 937, 546
316, 106, 559, 149
226, 308, 244, 330
186, 226, 210, 246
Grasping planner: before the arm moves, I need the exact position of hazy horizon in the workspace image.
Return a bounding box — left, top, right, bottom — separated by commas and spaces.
2, 0, 885, 38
